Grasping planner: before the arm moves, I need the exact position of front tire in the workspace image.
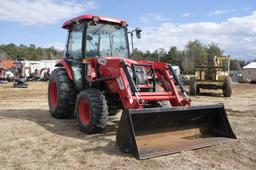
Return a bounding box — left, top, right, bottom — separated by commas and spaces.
48, 68, 76, 118
76, 89, 109, 133
223, 77, 232, 97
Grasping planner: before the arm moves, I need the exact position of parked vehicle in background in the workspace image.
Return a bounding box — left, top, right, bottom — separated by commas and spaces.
189, 56, 232, 97
6, 70, 14, 81
13, 58, 28, 88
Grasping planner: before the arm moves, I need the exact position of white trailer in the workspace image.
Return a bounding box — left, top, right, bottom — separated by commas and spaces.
24, 60, 58, 78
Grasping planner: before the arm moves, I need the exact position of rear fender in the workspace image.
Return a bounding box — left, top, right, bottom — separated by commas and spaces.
56, 60, 83, 91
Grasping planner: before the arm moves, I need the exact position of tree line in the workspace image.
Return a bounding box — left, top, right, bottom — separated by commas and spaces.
0, 43, 63, 61
0, 40, 249, 74
132, 40, 247, 74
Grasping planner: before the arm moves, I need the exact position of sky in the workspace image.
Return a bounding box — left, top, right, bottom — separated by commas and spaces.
0, 0, 255, 60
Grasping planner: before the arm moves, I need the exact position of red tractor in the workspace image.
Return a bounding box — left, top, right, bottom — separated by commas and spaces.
13, 58, 28, 88
48, 14, 236, 159
0, 68, 7, 84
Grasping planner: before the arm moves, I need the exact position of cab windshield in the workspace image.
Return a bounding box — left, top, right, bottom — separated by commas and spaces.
85, 22, 129, 58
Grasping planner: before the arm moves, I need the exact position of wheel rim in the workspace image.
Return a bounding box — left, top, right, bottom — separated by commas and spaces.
49, 80, 57, 107
79, 100, 91, 125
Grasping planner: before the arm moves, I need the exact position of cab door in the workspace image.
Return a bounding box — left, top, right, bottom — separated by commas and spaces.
65, 22, 84, 90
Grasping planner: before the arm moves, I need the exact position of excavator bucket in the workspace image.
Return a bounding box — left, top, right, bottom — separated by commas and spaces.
116, 103, 236, 159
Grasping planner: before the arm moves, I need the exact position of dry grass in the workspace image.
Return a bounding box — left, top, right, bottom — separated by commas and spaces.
0, 82, 255, 169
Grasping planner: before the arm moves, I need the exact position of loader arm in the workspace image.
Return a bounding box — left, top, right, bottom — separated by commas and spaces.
94, 58, 236, 159
92, 57, 191, 109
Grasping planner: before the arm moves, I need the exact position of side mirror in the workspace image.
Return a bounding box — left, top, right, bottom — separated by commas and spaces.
135, 27, 142, 39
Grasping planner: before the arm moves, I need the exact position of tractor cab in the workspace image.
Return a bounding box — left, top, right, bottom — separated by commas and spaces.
61, 15, 141, 91
62, 15, 141, 60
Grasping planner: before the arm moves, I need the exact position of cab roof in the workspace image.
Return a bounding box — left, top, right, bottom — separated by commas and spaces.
62, 14, 127, 29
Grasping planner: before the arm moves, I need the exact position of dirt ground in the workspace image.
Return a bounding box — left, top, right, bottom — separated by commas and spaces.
0, 82, 255, 170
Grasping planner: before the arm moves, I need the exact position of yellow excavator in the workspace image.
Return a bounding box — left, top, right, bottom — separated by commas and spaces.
190, 56, 232, 97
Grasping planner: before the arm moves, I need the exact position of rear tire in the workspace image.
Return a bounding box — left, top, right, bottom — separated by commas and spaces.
223, 77, 232, 97
48, 68, 76, 118
76, 89, 109, 133
189, 77, 197, 95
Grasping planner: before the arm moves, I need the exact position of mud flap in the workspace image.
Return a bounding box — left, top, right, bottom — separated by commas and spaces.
116, 103, 236, 159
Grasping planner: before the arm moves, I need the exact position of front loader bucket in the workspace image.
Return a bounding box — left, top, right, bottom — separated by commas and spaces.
116, 103, 236, 159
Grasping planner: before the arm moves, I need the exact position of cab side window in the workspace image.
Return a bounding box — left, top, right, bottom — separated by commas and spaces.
67, 23, 84, 60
